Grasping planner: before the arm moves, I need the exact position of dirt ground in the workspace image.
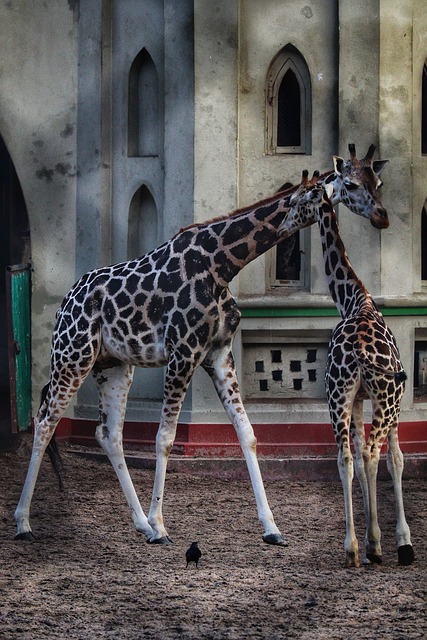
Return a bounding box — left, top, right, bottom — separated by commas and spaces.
0, 435, 426, 640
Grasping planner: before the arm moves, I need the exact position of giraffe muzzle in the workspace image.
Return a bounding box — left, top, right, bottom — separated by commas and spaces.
371, 208, 389, 229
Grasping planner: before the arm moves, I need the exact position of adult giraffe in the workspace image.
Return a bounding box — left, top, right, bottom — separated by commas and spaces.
15, 145, 389, 546
278, 172, 414, 567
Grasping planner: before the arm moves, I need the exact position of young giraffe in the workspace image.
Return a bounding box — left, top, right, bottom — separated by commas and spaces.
278, 172, 414, 567
15, 145, 389, 546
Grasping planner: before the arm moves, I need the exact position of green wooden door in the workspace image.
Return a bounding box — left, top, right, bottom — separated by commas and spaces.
6, 264, 32, 432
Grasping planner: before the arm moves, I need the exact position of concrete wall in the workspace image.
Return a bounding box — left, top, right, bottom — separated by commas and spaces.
0, 0, 78, 402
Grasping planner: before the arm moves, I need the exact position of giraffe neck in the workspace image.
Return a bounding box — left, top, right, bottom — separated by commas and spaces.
186, 171, 341, 288
188, 190, 294, 286
317, 201, 371, 319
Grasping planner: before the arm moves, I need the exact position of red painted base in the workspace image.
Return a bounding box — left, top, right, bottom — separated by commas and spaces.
56, 417, 427, 457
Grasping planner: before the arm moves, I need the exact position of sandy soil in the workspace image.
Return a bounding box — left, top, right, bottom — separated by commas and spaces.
0, 434, 426, 640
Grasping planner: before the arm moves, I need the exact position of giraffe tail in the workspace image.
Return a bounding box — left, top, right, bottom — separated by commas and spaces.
46, 434, 64, 492
39, 382, 65, 492
394, 370, 407, 383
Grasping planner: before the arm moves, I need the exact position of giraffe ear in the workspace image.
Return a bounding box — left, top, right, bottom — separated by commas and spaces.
333, 156, 344, 176
325, 183, 334, 200
372, 159, 389, 176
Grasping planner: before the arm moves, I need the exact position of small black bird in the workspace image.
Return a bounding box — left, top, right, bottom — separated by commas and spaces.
185, 541, 202, 568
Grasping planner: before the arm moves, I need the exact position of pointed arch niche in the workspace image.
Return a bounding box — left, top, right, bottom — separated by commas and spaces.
128, 48, 160, 157
128, 185, 158, 259
266, 44, 312, 154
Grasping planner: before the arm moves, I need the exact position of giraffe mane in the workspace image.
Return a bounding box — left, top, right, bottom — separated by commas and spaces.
173, 183, 297, 237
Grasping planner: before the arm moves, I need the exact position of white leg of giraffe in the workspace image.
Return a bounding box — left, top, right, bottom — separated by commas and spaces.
15, 371, 92, 539
350, 397, 381, 564
336, 436, 360, 567
386, 424, 414, 565
147, 355, 196, 544
203, 347, 284, 546
14, 411, 60, 539
362, 428, 383, 564
93, 364, 153, 540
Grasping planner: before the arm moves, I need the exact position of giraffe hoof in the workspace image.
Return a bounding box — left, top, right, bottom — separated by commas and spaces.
345, 553, 360, 568
147, 536, 173, 545
366, 552, 382, 565
14, 531, 37, 542
262, 533, 286, 546
398, 544, 414, 566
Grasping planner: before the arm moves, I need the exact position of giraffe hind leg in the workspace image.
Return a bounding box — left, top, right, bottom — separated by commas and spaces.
350, 397, 382, 565
387, 424, 414, 565
203, 347, 284, 546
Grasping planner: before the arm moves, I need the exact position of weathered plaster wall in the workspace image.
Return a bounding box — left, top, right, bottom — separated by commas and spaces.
191, 0, 240, 422
337, 0, 382, 297
0, 0, 78, 403
379, 1, 414, 298
412, 0, 427, 294
193, 0, 238, 226
238, 0, 339, 298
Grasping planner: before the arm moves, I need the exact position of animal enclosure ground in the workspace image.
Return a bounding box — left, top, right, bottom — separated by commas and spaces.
0, 436, 426, 640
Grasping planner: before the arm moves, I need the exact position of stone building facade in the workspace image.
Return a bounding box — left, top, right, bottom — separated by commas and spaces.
0, 0, 425, 453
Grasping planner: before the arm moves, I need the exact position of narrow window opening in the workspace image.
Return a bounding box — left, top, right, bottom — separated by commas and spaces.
271, 350, 282, 363
422, 206, 427, 281
414, 340, 427, 402
422, 63, 427, 155
255, 361, 265, 373
277, 69, 301, 147
276, 234, 300, 281
290, 360, 301, 373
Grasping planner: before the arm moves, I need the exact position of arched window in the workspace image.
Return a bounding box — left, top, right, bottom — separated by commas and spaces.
128, 48, 159, 157
272, 182, 308, 287
266, 45, 311, 154
422, 204, 427, 281
422, 62, 427, 155
128, 185, 158, 259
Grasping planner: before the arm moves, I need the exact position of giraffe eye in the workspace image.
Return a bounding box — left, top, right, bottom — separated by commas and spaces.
345, 180, 359, 191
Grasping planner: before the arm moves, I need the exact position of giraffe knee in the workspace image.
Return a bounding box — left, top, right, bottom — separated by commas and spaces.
156, 432, 174, 456
95, 423, 110, 445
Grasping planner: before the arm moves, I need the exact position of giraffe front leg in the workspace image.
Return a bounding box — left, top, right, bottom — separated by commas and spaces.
203, 349, 284, 546
146, 415, 176, 544
147, 358, 193, 544
94, 365, 153, 540
15, 416, 55, 540
337, 441, 360, 567
387, 425, 414, 565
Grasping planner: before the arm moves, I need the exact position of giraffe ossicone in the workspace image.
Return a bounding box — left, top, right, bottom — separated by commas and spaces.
15, 144, 390, 548
279, 172, 414, 568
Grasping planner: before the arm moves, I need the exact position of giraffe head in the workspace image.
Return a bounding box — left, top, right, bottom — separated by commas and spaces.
330, 143, 389, 229
278, 170, 334, 239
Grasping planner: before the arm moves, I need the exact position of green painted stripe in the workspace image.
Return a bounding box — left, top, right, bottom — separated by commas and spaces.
240, 307, 427, 318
